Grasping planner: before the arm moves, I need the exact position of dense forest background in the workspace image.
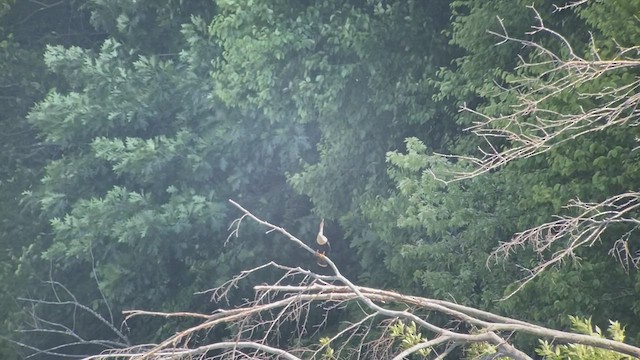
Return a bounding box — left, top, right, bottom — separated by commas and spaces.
1, 0, 639, 358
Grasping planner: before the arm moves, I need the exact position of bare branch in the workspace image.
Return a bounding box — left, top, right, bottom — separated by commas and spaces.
491, 192, 640, 299
95, 202, 640, 360
11, 258, 129, 359
427, 4, 640, 297
553, 0, 589, 12
432, 6, 640, 184
85, 341, 303, 360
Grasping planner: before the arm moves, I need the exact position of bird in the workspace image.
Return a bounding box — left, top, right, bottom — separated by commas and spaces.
315, 218, 331, 267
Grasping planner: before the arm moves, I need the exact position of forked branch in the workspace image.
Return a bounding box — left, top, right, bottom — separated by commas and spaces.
492, 192, 640, 299
433, 5, 640, 183
86, 201, 640, 359
430, 4, 640, 297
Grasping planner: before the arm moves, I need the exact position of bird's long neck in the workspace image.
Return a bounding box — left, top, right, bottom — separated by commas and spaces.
317, 219, 328, 245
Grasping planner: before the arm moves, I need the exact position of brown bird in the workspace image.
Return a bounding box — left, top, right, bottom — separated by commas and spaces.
315, 219, 331, 267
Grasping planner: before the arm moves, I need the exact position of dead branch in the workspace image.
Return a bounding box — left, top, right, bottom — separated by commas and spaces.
431, 5, 640, 183
491, 192, 640, 298
8, 280, 129, 359
553, 0, 589, 12
89, 201, 640, 359
427, 4, 640, 297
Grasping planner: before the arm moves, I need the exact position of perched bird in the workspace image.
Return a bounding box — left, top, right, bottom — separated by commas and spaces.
315, 219, 331, 267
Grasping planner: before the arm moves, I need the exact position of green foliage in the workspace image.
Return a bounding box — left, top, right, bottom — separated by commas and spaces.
2, 0, 640, 356
537, 316, 633, 360
28, 11, 304, 316
352, 0, 640, 346
318, 337, 335, 359
389, 320, 431, 358
0, 0, 14, 17
15, 1, 318, 350
465, 340, 509, 360
0, 1, 107, 357
576, 0, 640, 49
211, 0, 456, 219
86, 0, 216, 53
356, 136, 520, 306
